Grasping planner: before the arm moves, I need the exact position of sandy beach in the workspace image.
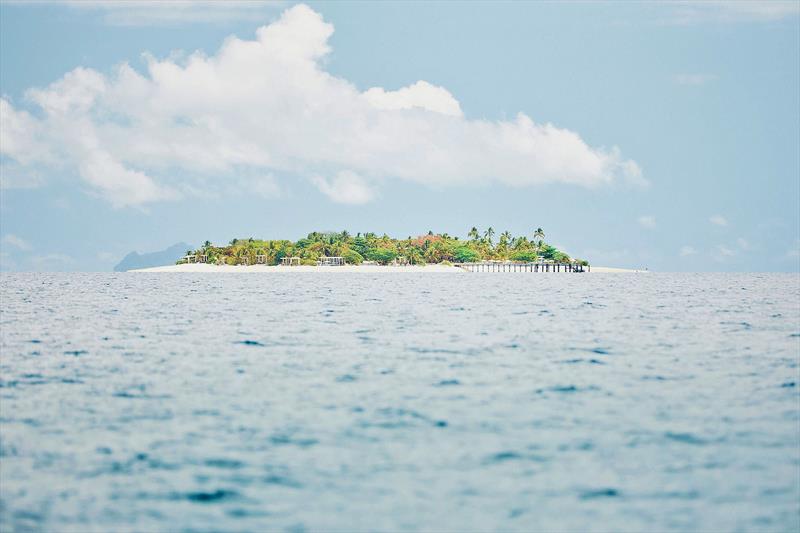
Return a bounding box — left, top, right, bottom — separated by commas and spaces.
588, 266, 649, 273
130, 264, 646, 273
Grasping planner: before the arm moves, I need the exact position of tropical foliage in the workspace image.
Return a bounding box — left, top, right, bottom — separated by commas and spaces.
179, 228, 588, 266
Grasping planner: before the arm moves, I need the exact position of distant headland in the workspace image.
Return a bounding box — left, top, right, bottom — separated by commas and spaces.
114, 242, 193, 272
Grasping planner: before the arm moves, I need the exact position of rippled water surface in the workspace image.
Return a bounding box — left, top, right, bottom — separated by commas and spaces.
1, 272, 799, 532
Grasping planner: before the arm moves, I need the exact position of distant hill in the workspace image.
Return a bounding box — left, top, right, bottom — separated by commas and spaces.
114, 242, 193, 272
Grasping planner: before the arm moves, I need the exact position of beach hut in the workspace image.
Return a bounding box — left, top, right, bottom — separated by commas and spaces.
317, 256, 344, 266
281, 257, 301, 266
256, 255, 268, 264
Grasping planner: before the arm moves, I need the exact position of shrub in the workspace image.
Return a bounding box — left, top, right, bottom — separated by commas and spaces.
343, 249, 364, 265
539, 244, 558, 260
453, 246, 480, 263
367, 248, 397, 265
510, 250, 539, 262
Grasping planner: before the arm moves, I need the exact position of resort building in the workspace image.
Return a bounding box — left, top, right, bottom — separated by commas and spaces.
281, 257, 301, 266
317, 256, 345, 266
181, 254, 207, 264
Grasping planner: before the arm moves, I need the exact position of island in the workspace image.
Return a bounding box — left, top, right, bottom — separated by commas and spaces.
138, 227, 605, 272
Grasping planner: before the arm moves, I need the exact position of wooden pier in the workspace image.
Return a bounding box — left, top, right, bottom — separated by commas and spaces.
458, 262, 587, 273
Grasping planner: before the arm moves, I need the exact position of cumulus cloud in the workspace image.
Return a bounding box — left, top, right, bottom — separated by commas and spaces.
1, 4, 642, 207
311, 171, 375, 205
637, 215, 656, 229
709, 214, 728, 227
2, 234, 32, 251
679, 245, 696, 257
363, 81, 463, 117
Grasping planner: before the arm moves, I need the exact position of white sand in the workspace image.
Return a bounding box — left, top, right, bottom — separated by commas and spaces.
130, 263, 466, 273
588, 266, 649, 273
130, 264, 647, 273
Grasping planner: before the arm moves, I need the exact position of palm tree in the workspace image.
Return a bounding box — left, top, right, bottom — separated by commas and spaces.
484, 227, 495, 246
533, 227, 545, 244
468, 227, 480, 241
500, 231, 512, 246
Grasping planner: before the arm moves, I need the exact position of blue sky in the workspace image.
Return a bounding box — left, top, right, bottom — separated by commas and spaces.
1, 1, 798, 272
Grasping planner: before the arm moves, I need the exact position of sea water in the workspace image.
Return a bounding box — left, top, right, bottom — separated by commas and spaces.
0, 272, 798, 532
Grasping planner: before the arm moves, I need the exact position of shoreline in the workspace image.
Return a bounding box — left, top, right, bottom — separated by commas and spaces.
130, 264, 648, 273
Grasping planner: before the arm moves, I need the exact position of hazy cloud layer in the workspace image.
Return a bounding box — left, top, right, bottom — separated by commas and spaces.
637, 215, 656, 229
56, 1, 282, 26
2, 234, 32, 251
709, 215, 729, 227
665, 1, 800, 25
1, 4, 642, 207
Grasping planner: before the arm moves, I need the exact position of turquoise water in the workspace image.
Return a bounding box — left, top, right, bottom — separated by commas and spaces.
1, 273, 798, 532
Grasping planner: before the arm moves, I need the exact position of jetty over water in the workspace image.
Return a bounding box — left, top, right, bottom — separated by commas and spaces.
459, 262, 587, 273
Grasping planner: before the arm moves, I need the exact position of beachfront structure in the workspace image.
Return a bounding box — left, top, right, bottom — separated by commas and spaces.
281, 257, 301, 266
181, 254, 207, 264
459, 261, 586, 273
256, 255, 268, 264
317, 256, 345, 266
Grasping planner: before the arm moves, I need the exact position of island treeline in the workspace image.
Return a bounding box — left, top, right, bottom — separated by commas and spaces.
180, 227, 589, 266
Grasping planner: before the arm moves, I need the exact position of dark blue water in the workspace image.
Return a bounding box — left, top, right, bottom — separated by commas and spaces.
1, 273, 798, 532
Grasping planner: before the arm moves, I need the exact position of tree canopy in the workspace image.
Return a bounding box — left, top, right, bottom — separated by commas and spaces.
180, 228, 588, 266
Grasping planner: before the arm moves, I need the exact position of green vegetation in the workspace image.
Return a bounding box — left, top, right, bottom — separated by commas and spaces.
179, 228, 588, 266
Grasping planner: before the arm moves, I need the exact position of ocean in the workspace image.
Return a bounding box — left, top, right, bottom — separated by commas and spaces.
1, 272, 798, 532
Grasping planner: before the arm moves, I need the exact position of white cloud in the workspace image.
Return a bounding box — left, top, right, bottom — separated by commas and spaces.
363, 81, 463, 117
715, 244, 736, 259
736, 238, 750, 250
0, 163, 45, 190
80, 151, 178, 207
665, 1, 800, 24
679, 245, 696, 257
2, 234, 32, 251
673, 73, 717, 86
48, 1, 283, 26
311, 171, 375, 205
1, 4, 642, 207
30, 253, 76, 271
709, 214, 728, 227
248, 174, 282, 199
637, 215, 656, 229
